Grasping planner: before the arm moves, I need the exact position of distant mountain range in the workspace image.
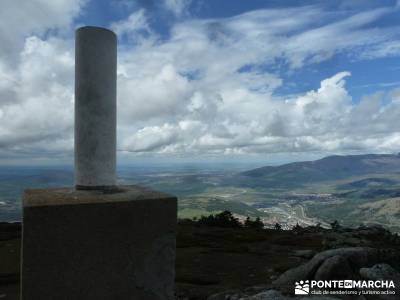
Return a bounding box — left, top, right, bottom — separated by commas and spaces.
238, 154, 400, 187
230, 153, 400, 231
1, 154, 399, 230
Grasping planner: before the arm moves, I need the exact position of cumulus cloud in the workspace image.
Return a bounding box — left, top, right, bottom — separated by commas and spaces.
0, 0, 81, 158
0, 36, 74, 151
1, 2, 400, 161
0, 0, 85, 62
122, 124, 179, 152
112, 4, 400, 155
118, 69, 400, 155
118, 63, 191, 122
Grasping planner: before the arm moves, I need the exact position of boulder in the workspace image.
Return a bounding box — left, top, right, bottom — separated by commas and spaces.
360, 264, 400, 299
292, 250, 316, 259
314, 255, 353, 280
206, 290, 243, 300
273, 247, 399, 294
360, 263, 400, 281
242, 289, 340, 300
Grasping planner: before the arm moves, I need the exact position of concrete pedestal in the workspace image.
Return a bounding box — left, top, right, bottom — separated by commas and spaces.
21, 186, 177, 300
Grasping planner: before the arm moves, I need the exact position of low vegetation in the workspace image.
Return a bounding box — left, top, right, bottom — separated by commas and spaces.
1, 213, 400, 299
180, 210, 277, 230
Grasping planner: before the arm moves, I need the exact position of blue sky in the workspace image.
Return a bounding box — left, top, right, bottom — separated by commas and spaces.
0, 0, 400, 165
75, 0, 400, 99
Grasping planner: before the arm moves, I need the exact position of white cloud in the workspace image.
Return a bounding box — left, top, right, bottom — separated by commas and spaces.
122, 123, 179, 152
111, 9, 152, 42
163, 0, 192, 17
117, 68, 400, 155
0, 36, 74, 151
360, 40, 400, 59
0, 0, 85, 62
1, 2, 400, 161
283, 7, 399, 67
118, 64, 191, 122
0, 0, 83, 159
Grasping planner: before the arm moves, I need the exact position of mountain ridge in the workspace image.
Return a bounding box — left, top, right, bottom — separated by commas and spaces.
240, 153, 400, 185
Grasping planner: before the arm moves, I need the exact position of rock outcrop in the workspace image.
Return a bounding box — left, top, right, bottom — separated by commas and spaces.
207, 288, 341, 300
273, 247, 399, 294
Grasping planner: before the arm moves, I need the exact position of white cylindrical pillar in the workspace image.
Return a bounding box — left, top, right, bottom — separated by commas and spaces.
74, 26, 117, 189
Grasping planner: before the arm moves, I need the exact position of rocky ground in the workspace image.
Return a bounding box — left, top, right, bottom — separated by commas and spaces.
0, 222, 20, 300
1, 222, 399, 299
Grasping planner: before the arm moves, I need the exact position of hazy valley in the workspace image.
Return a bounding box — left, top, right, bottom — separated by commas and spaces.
1, 154, 400, 232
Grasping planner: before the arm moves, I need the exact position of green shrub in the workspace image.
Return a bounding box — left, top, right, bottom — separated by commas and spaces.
197, 210, 242, 228
244, 216, 264, 229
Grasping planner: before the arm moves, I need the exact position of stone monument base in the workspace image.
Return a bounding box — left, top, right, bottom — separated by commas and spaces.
21, 185, 177, 300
